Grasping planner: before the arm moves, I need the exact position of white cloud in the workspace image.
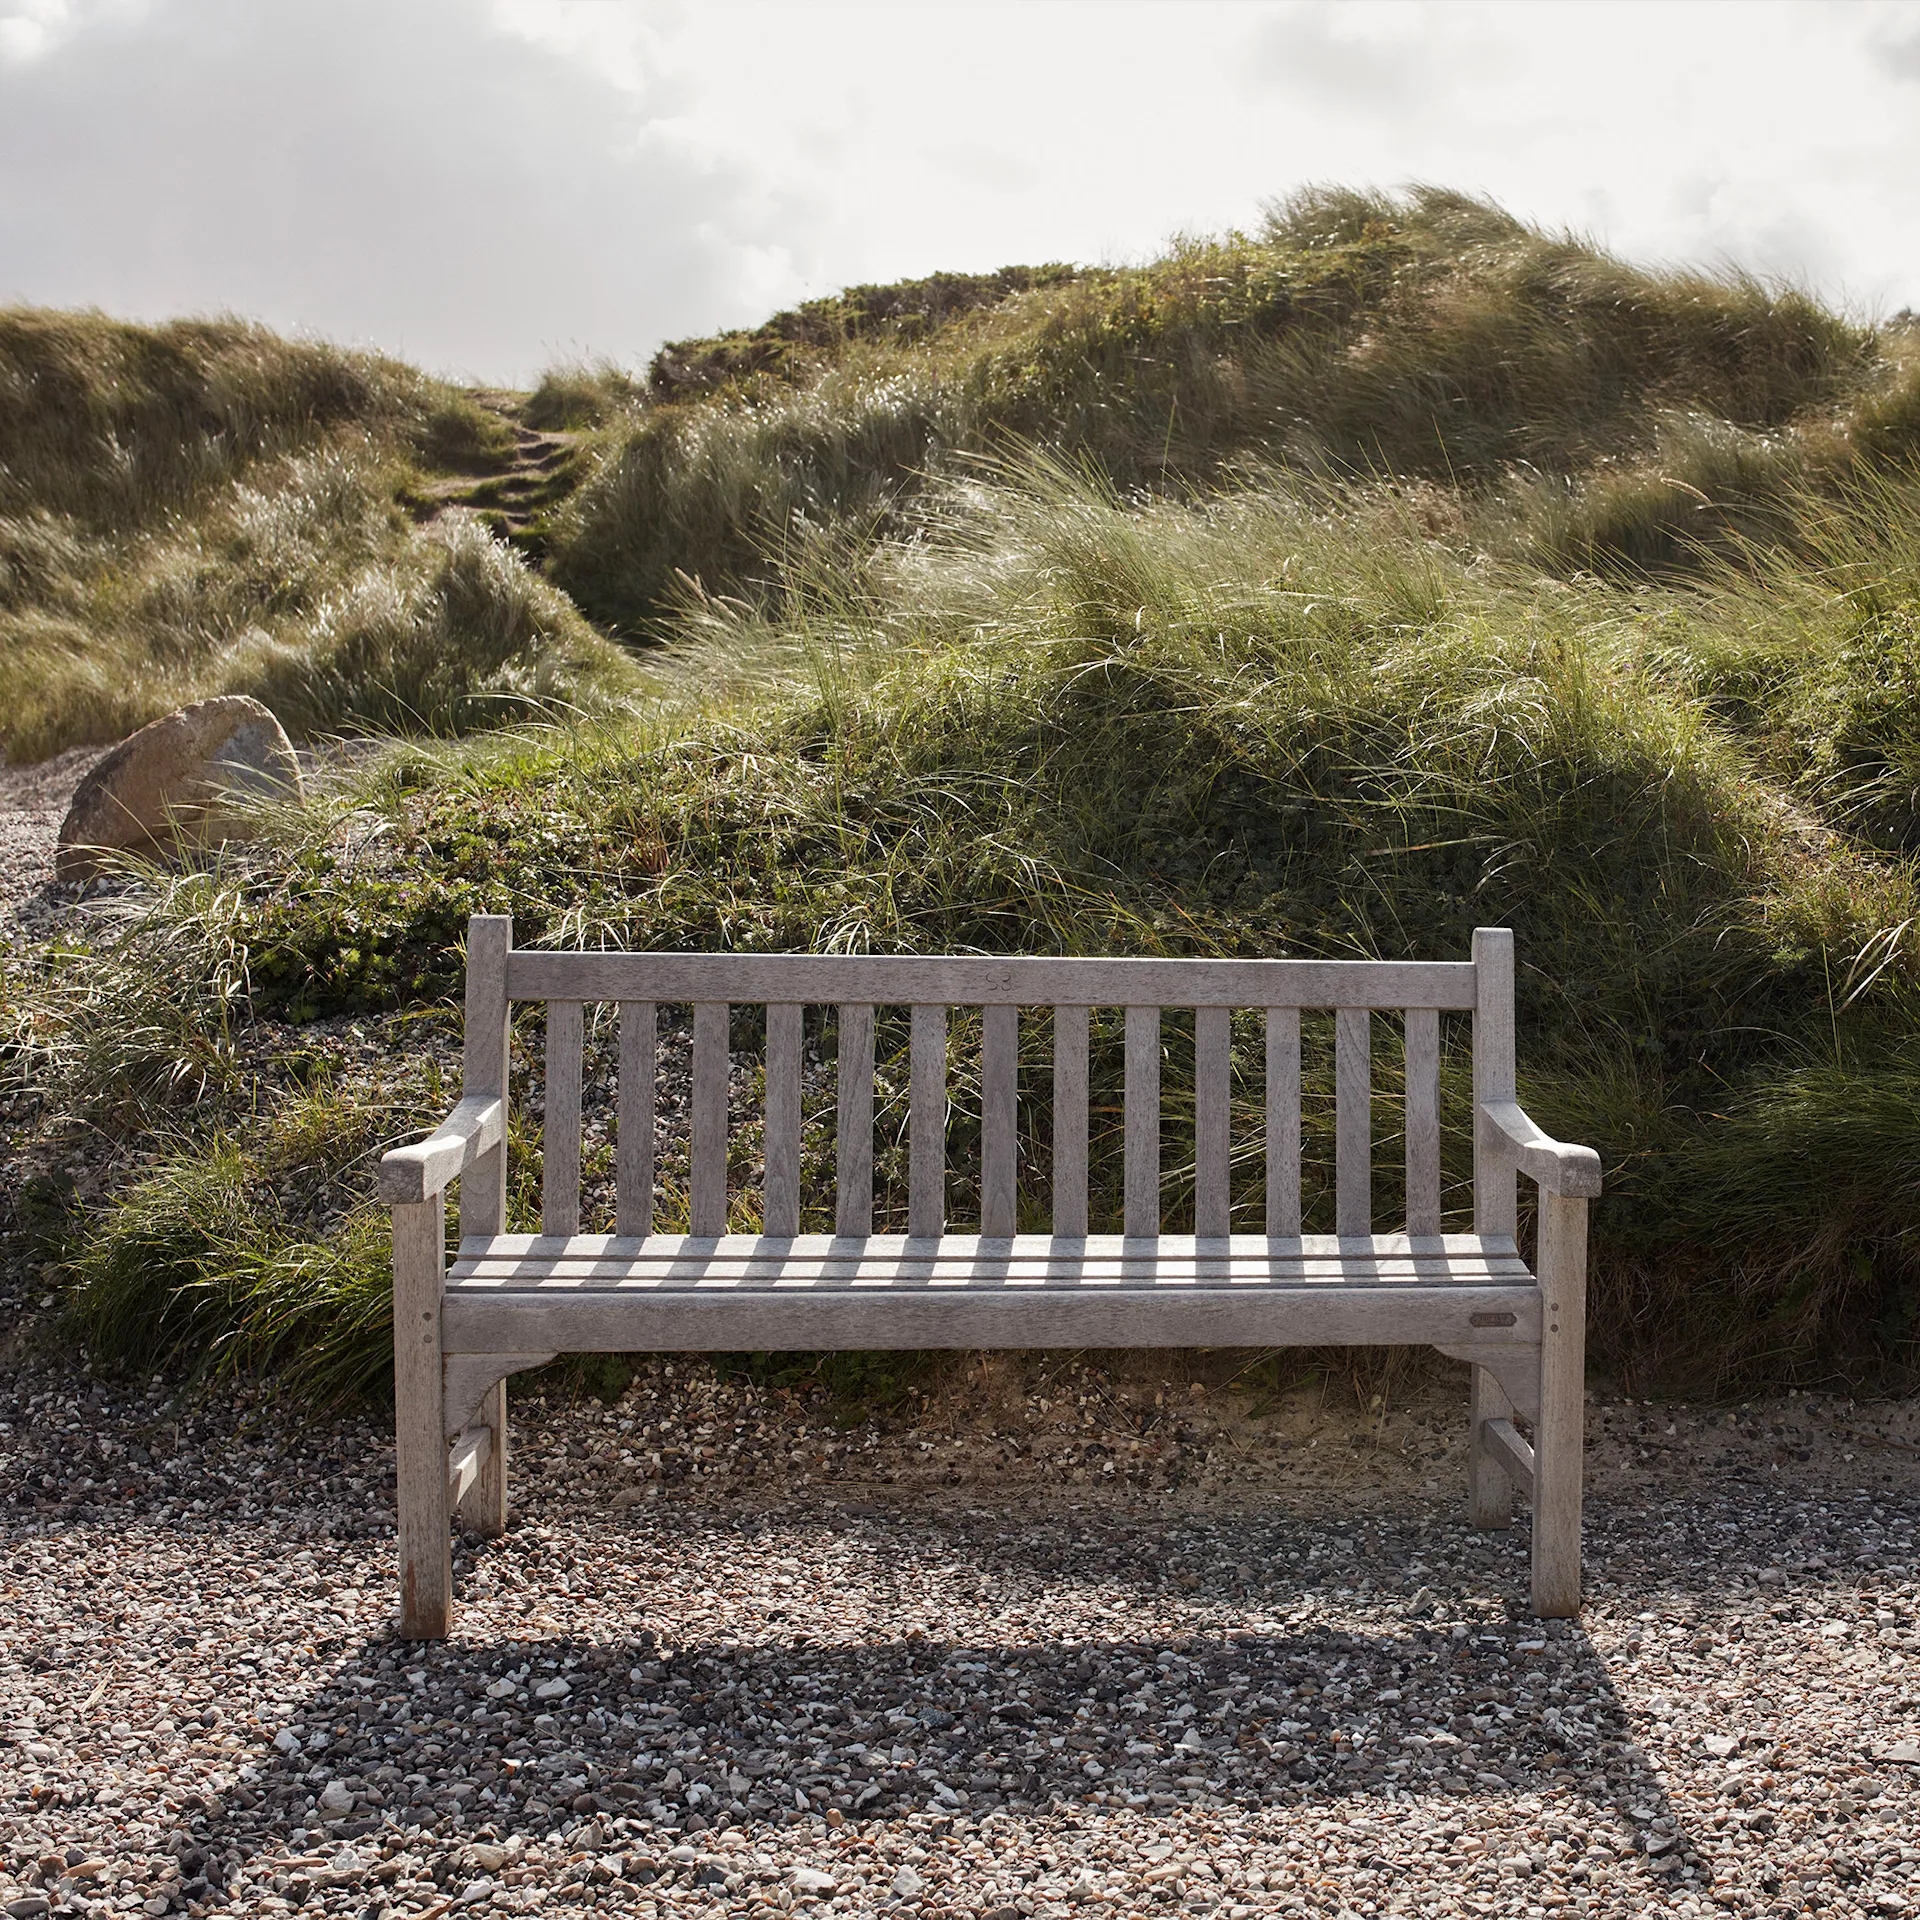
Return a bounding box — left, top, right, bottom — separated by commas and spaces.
0, 0, 816, 380
489, 0, 660, 95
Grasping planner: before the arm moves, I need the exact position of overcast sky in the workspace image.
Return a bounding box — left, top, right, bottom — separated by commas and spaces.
3, 0, 1918, 386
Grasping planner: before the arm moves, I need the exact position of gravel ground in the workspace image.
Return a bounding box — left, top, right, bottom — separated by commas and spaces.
4, 1334, 1920, 1920
0, 749, 109, 951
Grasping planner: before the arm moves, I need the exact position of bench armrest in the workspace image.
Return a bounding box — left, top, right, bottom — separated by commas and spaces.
379, 1095, 505, 1205
1479, 1099, 1602, 1198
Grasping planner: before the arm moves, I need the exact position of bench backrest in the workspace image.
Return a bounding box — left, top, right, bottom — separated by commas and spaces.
458, 918, 1518, 1243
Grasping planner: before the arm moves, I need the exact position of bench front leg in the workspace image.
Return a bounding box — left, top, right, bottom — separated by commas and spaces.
1531, 1190, 1588, 1617
394, 1194, 452, 1639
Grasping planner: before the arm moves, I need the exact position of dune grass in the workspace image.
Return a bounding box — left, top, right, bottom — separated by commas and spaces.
28, 445, 1920, 1402
522, 360, 645, 431
12, 190, 1920, 1407
545, 187, 1881, 635
0, 311, 644, 759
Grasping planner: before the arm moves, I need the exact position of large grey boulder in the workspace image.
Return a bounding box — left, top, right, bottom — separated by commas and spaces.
56, 695, 302, 880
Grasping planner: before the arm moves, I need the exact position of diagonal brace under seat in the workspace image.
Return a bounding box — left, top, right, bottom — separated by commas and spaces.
1434, 1341, 1540, 1422
444, 1351, 555, 1442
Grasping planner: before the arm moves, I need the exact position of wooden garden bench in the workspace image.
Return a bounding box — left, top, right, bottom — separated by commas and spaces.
381, 916, 1599, 1639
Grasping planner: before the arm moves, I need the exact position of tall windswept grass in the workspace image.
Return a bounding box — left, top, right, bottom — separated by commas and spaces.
0, 314, 644, 758
1650, 465, 1920, 850
522, 360, 644, 431
0, 309, 430, 529
645, 264, 1080, 400
226, 513, 634, 739
548, 186, 1879, 633
14, 192, 1920, 1401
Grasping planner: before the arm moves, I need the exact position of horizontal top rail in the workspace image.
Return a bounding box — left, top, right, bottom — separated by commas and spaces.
503, 950, 1478, 1009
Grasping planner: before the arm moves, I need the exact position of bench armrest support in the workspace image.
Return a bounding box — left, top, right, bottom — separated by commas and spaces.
1478, 1099, 1602, 1198
380, 1095, 506, 1205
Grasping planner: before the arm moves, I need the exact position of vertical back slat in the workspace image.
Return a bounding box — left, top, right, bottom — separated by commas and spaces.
763, 1002, 803, 1237
691, 1001, 730, 1237
542, 1000, 584, 1237
1265, 1007, 1301, 1236
460, 914, 512, 1240
1053, 1006, 1089, 1236
615, 999, 656, 1236
1404, 1006, 1441, 1237
1472, 927, 1518, 1239
980, 1003, 1019, 1237
835, 1004, 875, 1237
1194, 1005, 1231, 1237
1335, 1006, 1371, 1237
910, 1003, 947, 1237
1124, 1005, 1161, 1237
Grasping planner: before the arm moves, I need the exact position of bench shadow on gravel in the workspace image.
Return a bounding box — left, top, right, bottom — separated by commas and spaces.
212, 1573, 1697, 1896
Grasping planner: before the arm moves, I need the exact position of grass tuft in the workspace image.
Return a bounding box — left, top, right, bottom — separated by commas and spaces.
64, 1140, 396, 1407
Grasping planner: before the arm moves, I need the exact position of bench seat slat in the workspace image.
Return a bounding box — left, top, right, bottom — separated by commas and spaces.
448, 1233, 1530, 1291
442, 1272, 1539, 1355
451, 1273, 1530, 1298
457, 1231, 1518, 1258
448, 1260, 1532, 1286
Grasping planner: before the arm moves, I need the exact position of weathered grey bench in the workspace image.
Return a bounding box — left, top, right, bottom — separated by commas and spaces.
381, 916, 1599, 1639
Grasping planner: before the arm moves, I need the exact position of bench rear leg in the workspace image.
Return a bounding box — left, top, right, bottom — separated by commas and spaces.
1467, 1363, 1515, 1529
456, 1377, 509, 1538
395, 1195, 453, 1639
